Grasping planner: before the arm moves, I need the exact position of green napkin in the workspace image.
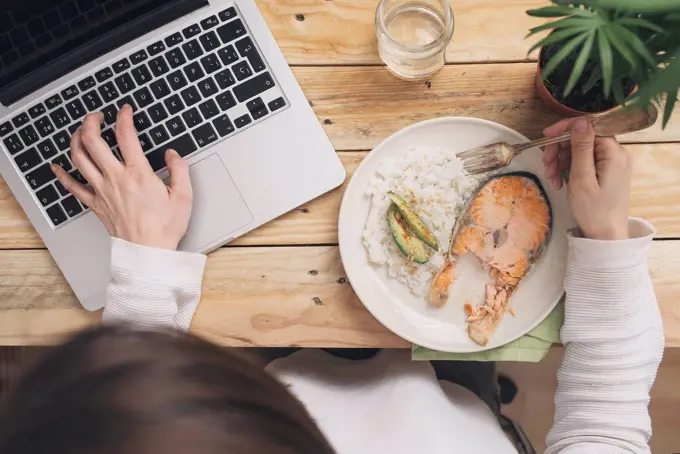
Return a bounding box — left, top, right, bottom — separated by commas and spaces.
412, 297, 565, 363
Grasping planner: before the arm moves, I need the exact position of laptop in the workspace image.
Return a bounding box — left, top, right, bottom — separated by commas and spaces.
0, 0, 346, 310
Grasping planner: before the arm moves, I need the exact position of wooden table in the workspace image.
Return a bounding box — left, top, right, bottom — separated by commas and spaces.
1, 0, 679, 348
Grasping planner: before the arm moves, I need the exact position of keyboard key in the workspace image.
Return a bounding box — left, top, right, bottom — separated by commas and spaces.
46, 203, 68, 226
184, 62, 205, 83
37, 185, 59, 207
182, 39, 204, 62
69, 122, 82, 134
19, 125, 39, 146
182, 24, 201, 39
233, 72, 275, 102
62, 195, 83, 217
252, 106, 268, 120
150, 125, 170, 145
113, 58, 130, 74
167, 70, 188, 90
52, 154, 72, 171
35, 117, 55, 137
148, 103, 169, 123
192, 123, 218, 148
54, 130, 71, 151
217, 19, 246, 44
198, 78, 218, 98
165, 48, 186, 69
234, 114, 252, 128
216, 92, 236, 111
0, 122, 13, 137
98, 82, 119, 103
37, 139, 57, 159
200, 31, 220, 52
246, 97, 265, 113
233, 61, 253, 81
50, 108, 71, 130
236, 37, 266, 72
55, 180, 70, 196
180, 86, 201, 106
182, 108, 202, 128
215, 68, 235, 89
166, 116, 186, 136
147, 58, 169, 80
4, 134, 24, 154
150, 79, 171, 100
61, 85, 79, 100
82, 90, 103, 111
26, 163, 56, 189
78, 76, 96, 91
219, 7, 237, 22
12, 113, 30, 128
133, 111, 152, 131
114, 73, 136, 94
148, 41, 166, 56
199, 99, 219, 119
130, 49, 148, 65
28, 103, 46, 119
66, 99, 87, 120
133, 87, 154, 108
201, 15, 220, 30
213, 114, 234, 136
131, 65, 153, 85
135, 134, 152, 154
102, 105, 118, 125
200, 53, 222, 74
14, 148, 42, 172
70, 169, 88, 185
95, 67, 114, 82
268, 97, 286, 112
45, 94, 63, 110
165, 32, 183, 48
101, 129, 117, 147
218, 45, 238, 65
164, 94, 185, 115
117, 96, 137, 111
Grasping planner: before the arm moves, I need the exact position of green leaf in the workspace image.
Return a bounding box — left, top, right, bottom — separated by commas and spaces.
665, 13, 680, 21
603, 26, 638, 69
527, 27, 591, 55
582, 68, 601, 94
588, 0, 680, 13
612, 79, 626, 104
541, 34, 589, 81
597, 29, 614, 96
565, 32, 596, 96
528, 17, 599, 35
663, 88, 678, 128
527, 6, 595, 17
616, 18, 667, 34
612, 24, 658, 68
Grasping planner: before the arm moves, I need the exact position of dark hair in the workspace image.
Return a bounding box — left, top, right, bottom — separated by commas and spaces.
0, 326, 335, 454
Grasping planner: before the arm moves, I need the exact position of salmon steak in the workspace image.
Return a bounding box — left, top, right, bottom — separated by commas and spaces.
429, 172, 552, 346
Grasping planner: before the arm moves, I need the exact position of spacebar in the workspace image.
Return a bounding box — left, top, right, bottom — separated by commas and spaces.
145, 134, 198, 172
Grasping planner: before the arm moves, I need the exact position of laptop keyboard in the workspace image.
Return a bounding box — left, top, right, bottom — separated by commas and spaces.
0, 6, 288, 228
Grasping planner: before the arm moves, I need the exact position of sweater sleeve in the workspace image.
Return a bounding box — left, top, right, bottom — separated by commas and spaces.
546, 218, 664, 454
102, 238, 208, 331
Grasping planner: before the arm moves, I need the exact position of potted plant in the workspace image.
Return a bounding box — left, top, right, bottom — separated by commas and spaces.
526, 0, 680, 127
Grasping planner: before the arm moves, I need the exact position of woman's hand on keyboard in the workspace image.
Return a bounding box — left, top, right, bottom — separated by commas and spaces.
51, 105, 193, 250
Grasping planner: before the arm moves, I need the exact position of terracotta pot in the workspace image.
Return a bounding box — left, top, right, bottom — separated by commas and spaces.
535, 47, 621, 117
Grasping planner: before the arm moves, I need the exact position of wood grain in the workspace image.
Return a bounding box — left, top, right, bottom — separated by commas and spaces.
0, 242, 677, 347
256, 0, 546, 65
297, 65, 680, 149
2, 144, 679, 249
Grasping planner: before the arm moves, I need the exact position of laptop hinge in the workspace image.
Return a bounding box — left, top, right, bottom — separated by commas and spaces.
0, 0, 209, 107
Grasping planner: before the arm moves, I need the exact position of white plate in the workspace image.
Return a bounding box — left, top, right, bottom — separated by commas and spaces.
338, 117, 575, 352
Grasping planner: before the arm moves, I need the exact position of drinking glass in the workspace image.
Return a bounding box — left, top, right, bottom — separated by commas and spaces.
375, 0, 455, 79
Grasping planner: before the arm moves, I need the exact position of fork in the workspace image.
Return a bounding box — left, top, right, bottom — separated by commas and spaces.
459, 105, 659, 174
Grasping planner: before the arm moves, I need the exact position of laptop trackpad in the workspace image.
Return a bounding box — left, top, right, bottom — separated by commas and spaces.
175, 154, 253, 252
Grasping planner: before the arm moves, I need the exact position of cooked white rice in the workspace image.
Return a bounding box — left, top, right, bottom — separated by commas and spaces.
362, 147, 477, 297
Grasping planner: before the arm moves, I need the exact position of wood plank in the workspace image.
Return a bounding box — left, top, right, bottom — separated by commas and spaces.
297, 65, 680, 149
257, 0, 545, 65
0, 242, 678, 347
2, 144, 679, 249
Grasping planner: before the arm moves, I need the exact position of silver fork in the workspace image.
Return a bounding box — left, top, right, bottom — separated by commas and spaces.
459, 105, 659, 174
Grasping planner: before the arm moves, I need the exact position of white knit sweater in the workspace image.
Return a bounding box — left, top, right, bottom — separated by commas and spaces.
103, 218, 663, 453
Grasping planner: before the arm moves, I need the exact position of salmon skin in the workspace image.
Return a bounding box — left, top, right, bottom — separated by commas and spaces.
429, 172, 552, 346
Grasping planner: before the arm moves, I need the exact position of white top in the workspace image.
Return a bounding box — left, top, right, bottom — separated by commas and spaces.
103, 218, 663, 454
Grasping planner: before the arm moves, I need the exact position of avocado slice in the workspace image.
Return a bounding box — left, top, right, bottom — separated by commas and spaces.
387, 192, 439, 251
387, 205, 430, 264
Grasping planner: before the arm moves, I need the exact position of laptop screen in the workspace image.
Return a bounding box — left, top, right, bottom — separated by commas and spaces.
0, 0, 205, 105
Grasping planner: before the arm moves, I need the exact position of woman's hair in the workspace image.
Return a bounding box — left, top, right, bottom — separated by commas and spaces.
0, 326, 335, 454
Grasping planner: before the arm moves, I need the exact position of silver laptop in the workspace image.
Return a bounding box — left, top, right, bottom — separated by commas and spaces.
0, 0, 345, 310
